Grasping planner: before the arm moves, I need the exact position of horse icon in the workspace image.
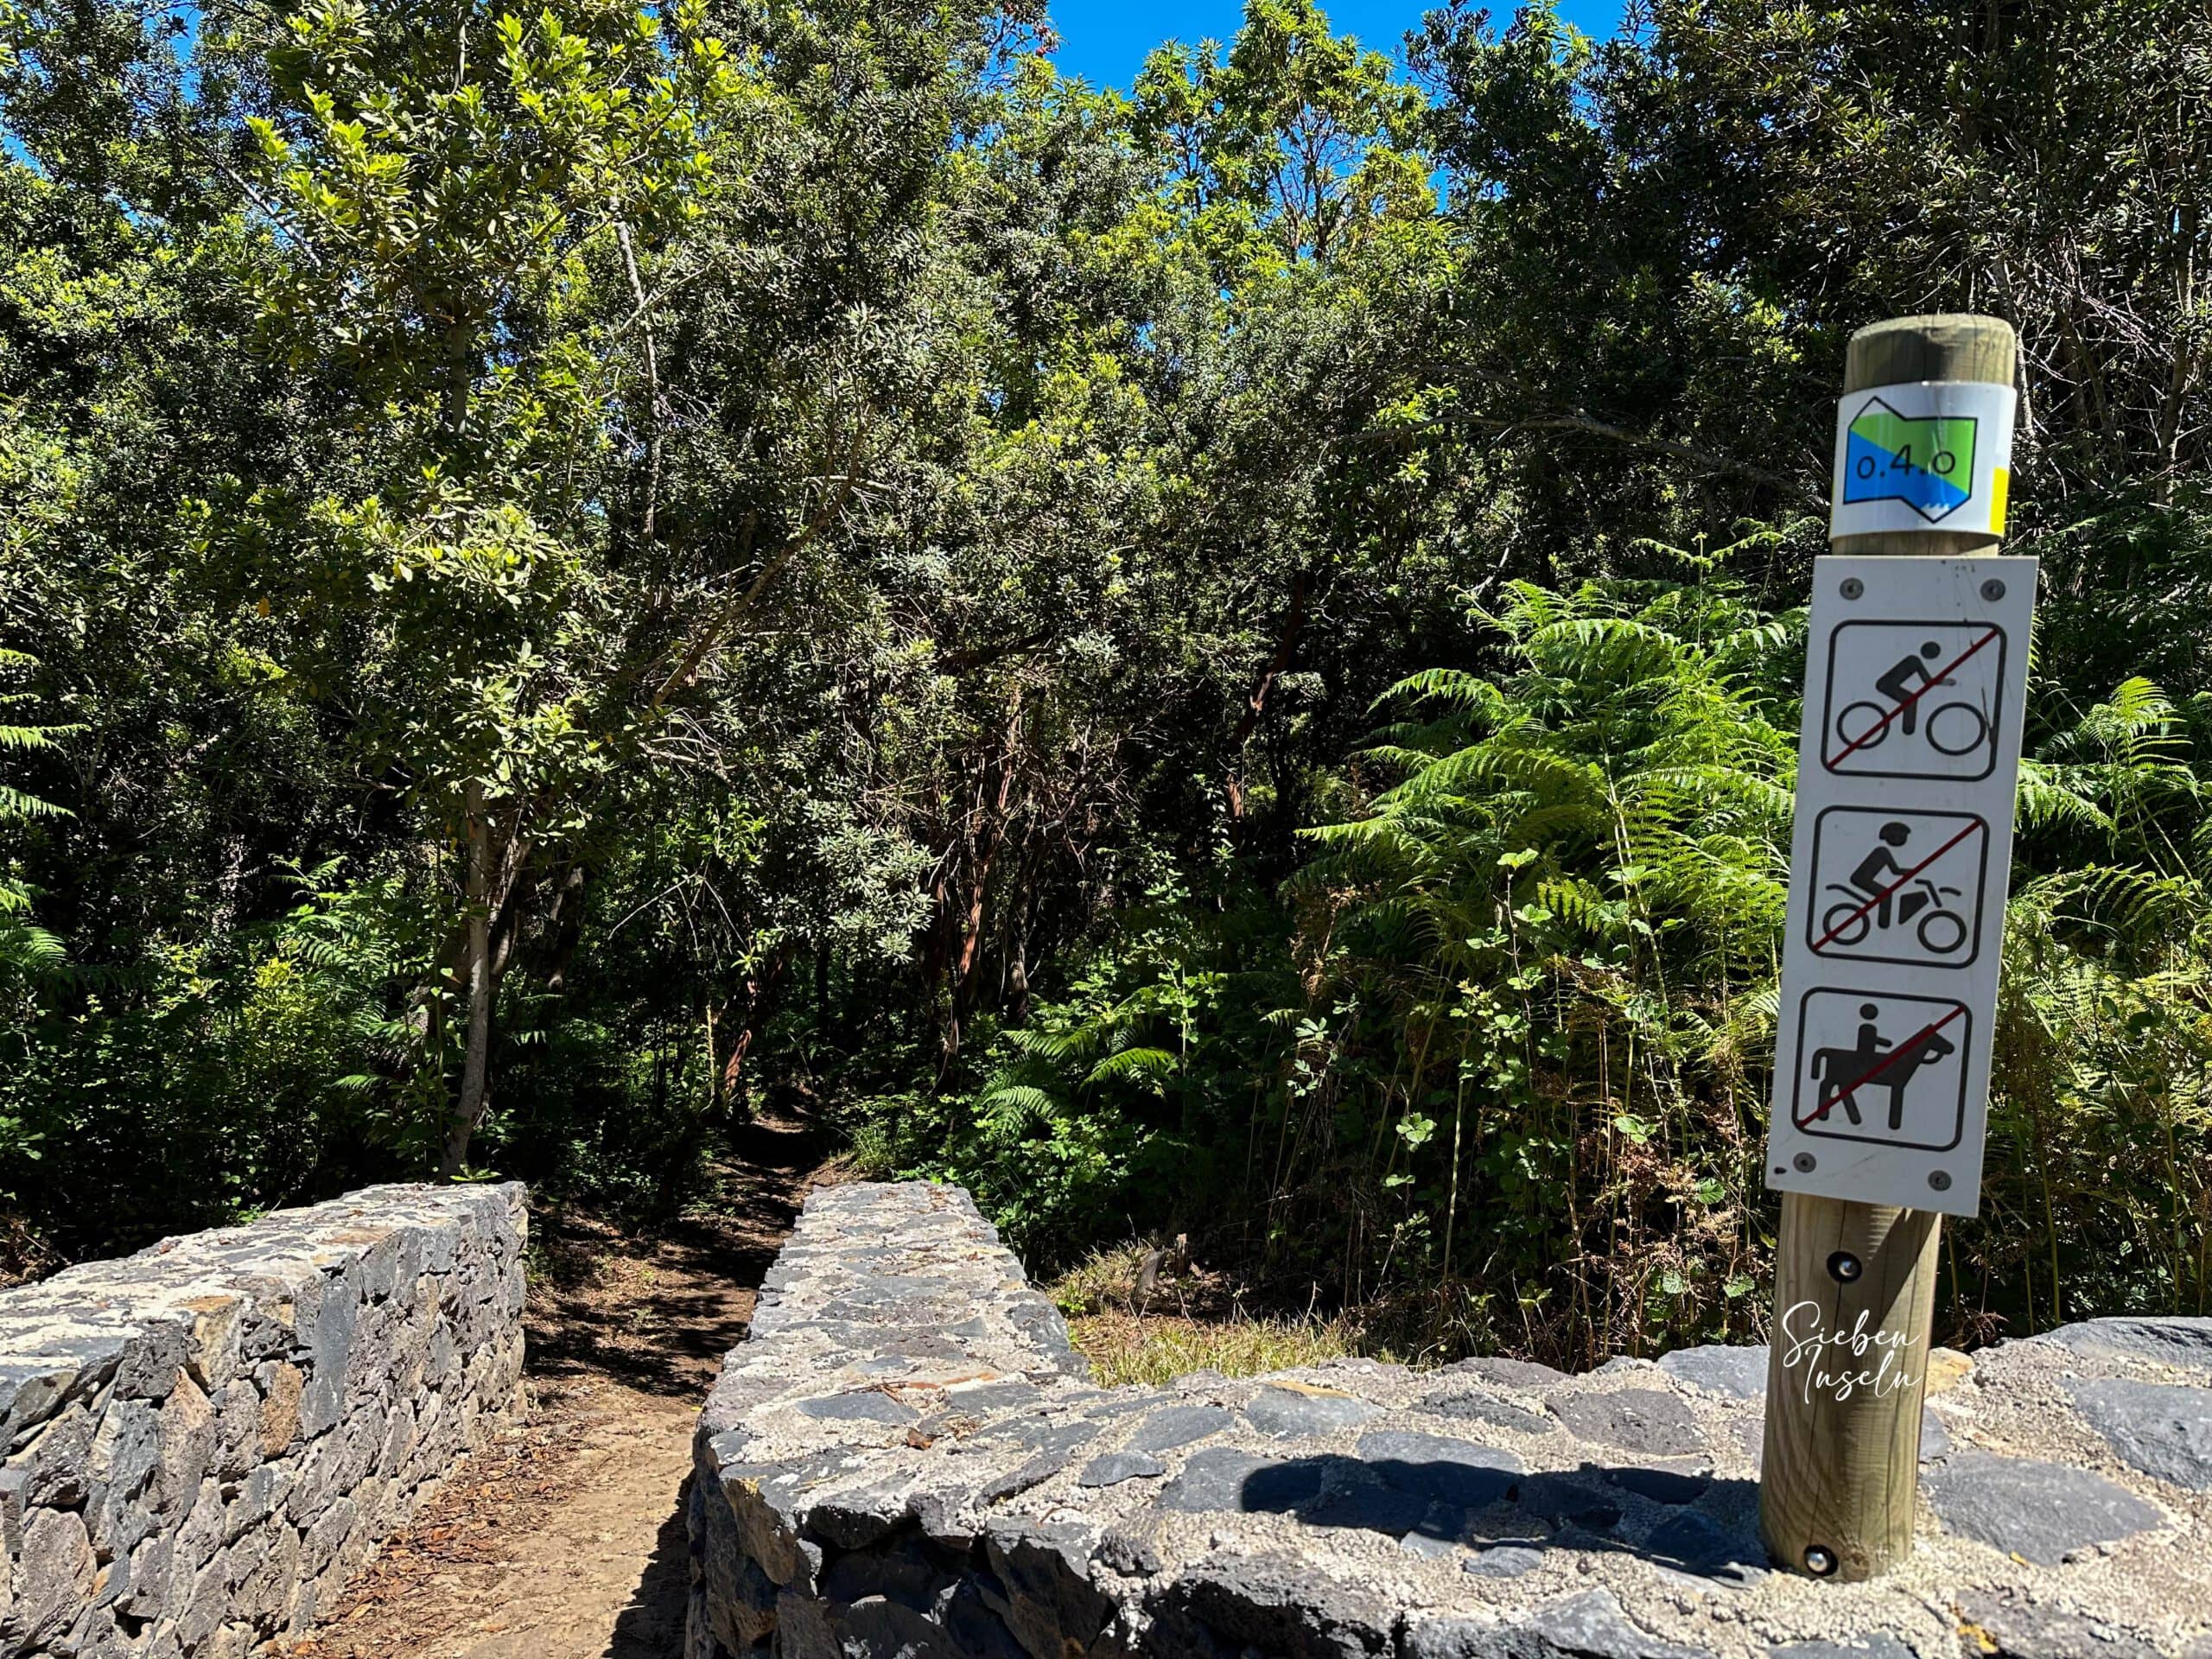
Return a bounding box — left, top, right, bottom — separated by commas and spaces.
1807, 1002, 1959, 1132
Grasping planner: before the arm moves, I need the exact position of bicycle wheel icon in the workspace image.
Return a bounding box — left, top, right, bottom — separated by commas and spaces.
1916, 908, 1968, 955
1820, 902, 1873, 947
1925, 701, 1990, 757
1835, 701, 1892, 750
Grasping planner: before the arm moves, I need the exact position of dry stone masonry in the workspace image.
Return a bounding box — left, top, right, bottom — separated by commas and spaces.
689, 1182, 2212, 1659
0, 1182, 526, 1658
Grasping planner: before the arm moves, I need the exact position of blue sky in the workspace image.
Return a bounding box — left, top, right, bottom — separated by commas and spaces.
1043, 0, 1624, 90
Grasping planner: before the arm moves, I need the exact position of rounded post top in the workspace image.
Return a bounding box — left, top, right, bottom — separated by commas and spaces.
1845, 315, 2017, 394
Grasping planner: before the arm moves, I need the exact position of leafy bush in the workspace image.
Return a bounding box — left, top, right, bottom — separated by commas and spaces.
925, 548, 2212, 1362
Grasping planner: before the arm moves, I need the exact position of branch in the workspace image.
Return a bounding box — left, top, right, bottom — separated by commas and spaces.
615, 221, 664, 541
1357, 401, 1828, 512
647, 426, 870, 711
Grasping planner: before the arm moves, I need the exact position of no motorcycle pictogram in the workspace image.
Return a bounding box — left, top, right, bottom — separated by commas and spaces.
1807, 806, 1991, 969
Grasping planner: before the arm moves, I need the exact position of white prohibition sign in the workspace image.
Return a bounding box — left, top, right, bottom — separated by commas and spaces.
1807, 806, 1991, 969
1820, 620, 2009, 782
1766, 554, 2037, 1217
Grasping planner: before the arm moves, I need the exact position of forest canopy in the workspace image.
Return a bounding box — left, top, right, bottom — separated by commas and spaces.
0, 0, 2207, 1363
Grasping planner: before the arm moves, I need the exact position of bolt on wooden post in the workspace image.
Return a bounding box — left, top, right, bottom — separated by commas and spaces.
1758, 315, 2028, 1580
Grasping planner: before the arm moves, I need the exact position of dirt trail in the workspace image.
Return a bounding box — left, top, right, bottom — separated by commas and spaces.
290, 1109, 833, 1659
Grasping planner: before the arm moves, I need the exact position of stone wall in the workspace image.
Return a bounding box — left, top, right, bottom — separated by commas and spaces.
689, 1181, 2212, 1659
0, 1182, 527, 1658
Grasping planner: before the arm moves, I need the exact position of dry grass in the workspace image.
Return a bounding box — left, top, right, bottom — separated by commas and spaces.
1067, 1306, 1379, 1387
1048, 1239, 1396, 1387
1050, 1241, 1160, 1318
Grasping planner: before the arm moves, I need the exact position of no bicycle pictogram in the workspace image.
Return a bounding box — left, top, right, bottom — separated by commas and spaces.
1820, 620, 2008, 781
1790, 988, 1971, 1153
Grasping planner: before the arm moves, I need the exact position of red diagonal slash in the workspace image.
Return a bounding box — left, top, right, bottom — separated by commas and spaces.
1796, 1004, 1967, 1131
1811, 817, 1986, 951
1828, 626, 2002, 768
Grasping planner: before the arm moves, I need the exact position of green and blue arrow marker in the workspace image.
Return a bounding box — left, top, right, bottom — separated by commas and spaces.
1843, 397, 1978, 523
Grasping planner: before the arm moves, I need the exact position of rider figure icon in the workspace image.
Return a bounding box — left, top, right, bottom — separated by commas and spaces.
1873, 641, 1944, 734
1847, 821, 1935, 930
1812, 1002, 1892, 1128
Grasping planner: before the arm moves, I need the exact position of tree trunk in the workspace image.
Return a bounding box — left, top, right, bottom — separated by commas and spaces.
442, 779, 496, 1179
719, 955, 787, 1116
1225, 567, 1312, 823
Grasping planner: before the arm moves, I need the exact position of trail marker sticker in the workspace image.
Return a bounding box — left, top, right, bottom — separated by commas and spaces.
1830, 380, 2017, 541
1767, 556, 2037, 1216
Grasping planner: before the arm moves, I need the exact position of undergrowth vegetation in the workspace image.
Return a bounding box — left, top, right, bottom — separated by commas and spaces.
886, 555, 2212, 1364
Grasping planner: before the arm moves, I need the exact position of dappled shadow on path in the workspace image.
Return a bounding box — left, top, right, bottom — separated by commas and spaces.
528, 1107, 831, 1401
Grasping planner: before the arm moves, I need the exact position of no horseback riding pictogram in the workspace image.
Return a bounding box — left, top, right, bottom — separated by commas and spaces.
1791, 989, 1970, 1153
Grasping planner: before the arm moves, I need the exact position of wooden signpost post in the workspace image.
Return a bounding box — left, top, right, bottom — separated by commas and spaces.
1759, 315, 2031, 1580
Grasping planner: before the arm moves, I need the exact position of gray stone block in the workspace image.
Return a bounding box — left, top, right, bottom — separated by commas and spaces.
1924, 1452, 2163, 1564
1954, 1589, 2166, 1659
1656, 1344, 1768, 1400
1146, 1550, 1395, 1657
1079, 1451, 1166, 1486
1355, 1430, 1523, 1509
2032, 1317, 2212, 1371
792, 1389, 916, 1424
1243, 1386, 1382, 1438
7, 1507, 94, 1650
1917, 1411, 1951, 1463
1442, 1355, 1567, 1390
1767, 1638, 1918, 1659
1640, 1508, 1766, 1587
1416, 1386, 1555, 1436
1407, 1588, 1709, 1657
1545, 1389, 1706, 1457
1156, 1446, 1313, 1514
1463, 1541, 1542, 1580
1127, 1402, 1234, 1452
2069, 1376, 2212, 1491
